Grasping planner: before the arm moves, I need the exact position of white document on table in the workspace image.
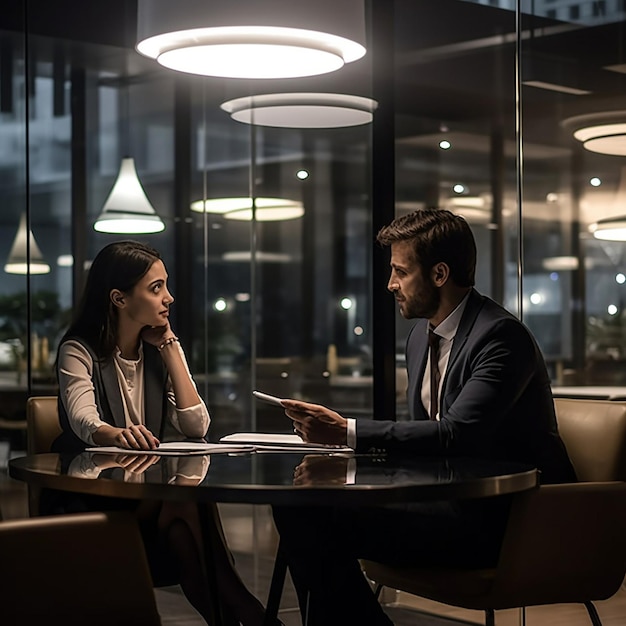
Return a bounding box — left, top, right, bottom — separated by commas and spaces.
219, 432, 353, 453
85, 441, 255, 456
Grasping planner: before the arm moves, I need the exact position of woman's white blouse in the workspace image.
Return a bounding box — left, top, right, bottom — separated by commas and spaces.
58, 340, 210, 445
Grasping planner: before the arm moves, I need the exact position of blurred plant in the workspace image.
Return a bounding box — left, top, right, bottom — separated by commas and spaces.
0, 290, 62, 377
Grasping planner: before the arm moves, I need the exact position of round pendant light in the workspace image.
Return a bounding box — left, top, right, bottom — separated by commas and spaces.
191, 197, 304, 221
588, 166, 626, 241
221, 93, 377, 128
136, 0, 366, 79
563, 111, 626, 156
589, 217, 626, 241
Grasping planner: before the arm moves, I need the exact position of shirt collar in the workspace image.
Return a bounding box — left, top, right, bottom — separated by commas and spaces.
114, 342, 144, 363
427, 291, 471, 342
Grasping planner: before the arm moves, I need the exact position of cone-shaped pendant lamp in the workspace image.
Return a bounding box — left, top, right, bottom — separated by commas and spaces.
94, 157, 165, 234
4, 213, 50, 274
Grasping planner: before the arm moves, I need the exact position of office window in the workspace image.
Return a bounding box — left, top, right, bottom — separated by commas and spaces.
592, 0, 606, 16
3, 0, 626, 418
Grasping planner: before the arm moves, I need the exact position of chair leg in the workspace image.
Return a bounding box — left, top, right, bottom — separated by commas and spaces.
374, 583, 384, 600
519, 607, 526, 626
584, 601, 603, 626
485, 608, 495, 626
264, 540, 288, 625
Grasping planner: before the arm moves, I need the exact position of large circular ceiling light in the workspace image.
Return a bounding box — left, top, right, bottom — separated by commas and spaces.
136, 0, 366, 79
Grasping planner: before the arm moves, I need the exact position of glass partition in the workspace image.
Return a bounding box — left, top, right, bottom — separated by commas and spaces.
0, 0, 375, 440
3, 0, 626, 441
520, 0, 626, 389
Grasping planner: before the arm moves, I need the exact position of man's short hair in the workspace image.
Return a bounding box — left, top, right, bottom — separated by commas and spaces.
376, 208, 476, 287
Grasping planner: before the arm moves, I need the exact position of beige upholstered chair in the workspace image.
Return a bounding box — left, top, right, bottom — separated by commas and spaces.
361, 398, 626, 626
25, 395, 62, 516
0, 511, 161, 625
26, 395, 62, 456
24, 394, 236, 615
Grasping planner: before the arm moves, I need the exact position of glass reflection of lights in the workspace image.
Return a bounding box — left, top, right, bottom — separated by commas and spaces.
590, 177, 602, 187
439, 140, 451, 150
296, 169, 309, 180
190, 197, 304, 221
542, 256, 578, 271
616, 273, 626, 284
608, 304, 618, 315
529, 293, 543, 305
5, 214, 50, 275
57, 255, 73, 267
453, 184, 465, 194
214, 298, 227, 312
340, 297, 353, 310
354, 326, 364, 336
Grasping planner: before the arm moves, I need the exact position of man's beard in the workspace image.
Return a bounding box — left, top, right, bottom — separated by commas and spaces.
403, 280, 440, 320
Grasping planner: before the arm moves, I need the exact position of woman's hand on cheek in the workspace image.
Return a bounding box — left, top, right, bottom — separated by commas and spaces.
141, 323, 174, 347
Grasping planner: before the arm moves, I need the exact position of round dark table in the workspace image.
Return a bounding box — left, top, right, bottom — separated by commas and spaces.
9, 450, 538, 625
9, 450, 538, 506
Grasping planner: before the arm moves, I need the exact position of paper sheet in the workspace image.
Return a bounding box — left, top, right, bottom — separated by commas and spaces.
85, 442, 255, 456
219, 432, 353, 453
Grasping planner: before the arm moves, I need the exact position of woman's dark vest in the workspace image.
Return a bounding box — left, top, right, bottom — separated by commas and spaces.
52, 338, 169, 453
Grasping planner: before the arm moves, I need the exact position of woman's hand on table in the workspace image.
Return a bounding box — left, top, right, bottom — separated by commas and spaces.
93, 424, 160, 450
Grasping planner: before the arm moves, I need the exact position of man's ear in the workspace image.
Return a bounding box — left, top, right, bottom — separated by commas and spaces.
110, 289, 125, 309
431, 262, 450, 287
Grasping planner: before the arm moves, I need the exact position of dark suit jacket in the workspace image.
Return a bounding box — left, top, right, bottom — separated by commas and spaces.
357, 289, 576, 484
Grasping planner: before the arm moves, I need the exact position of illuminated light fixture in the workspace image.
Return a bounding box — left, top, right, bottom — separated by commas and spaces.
190, 197, 304, 221
94, 158, 165, 234
563, 111, 626, 156
57, 254, 73, 267
222, 251, 293, 263
221, 93, 377, 128
446, 195, 491, 223
542, 256, 579, 271
136, 0, 366, 79
523, 81, 591, 96
589, 165, 626, 241
4, 214, 50, 275
589, 217, 626, 241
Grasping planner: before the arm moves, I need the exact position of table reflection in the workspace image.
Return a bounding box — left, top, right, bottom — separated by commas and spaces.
68, 452, 210, 486
44, 450, 536, 495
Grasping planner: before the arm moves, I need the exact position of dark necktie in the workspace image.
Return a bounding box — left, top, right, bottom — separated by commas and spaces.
428, 329, 441, 420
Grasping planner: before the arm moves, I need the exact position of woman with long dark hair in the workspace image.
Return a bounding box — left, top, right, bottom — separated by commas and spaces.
50, 240, 274, 626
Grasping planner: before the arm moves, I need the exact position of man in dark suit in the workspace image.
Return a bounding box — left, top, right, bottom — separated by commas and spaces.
273, 208, 575, 625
